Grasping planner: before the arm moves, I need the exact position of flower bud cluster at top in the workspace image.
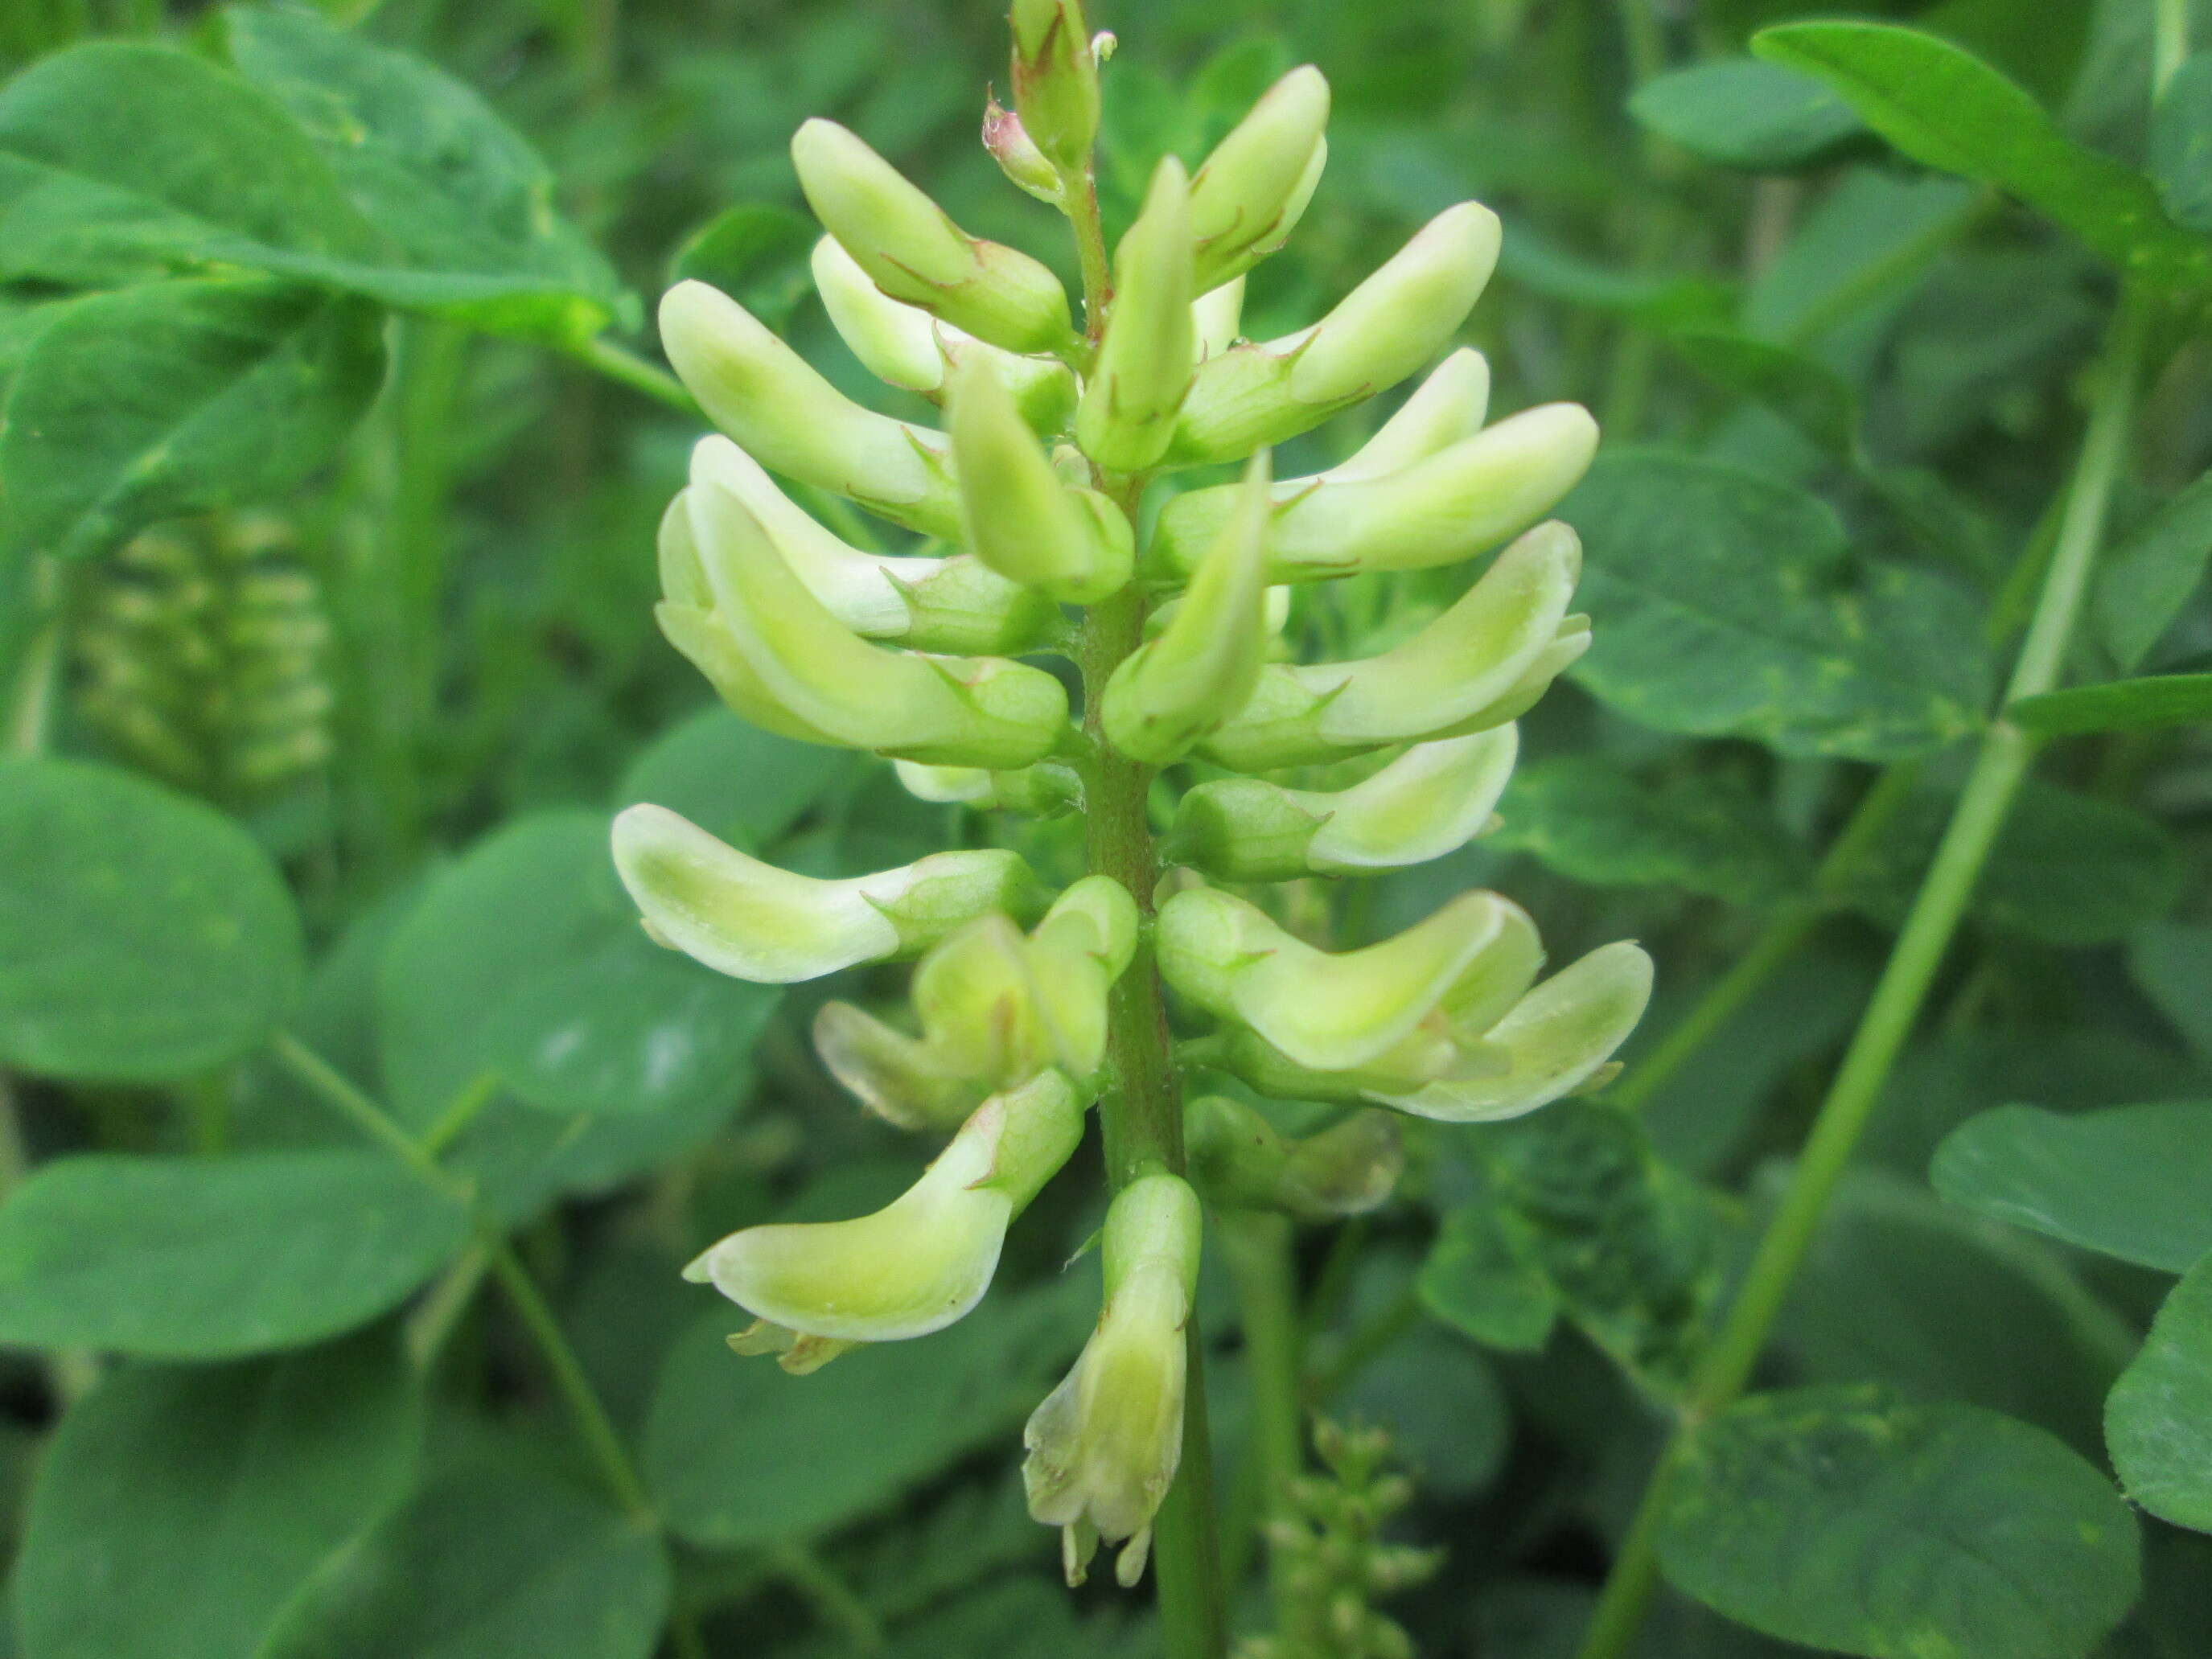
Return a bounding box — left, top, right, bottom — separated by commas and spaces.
615, 0, 1651, 1594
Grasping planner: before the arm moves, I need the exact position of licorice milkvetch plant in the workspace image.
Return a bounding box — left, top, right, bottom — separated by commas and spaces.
611, 0, 1649, 1608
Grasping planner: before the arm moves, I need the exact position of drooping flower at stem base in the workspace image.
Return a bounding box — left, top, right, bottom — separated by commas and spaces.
1023, 1172, 1203, 1587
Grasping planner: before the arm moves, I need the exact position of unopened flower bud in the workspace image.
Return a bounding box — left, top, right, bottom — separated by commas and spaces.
1025, 1172, 1202, 1587
613, 803, 1045, 983
893, 758, 1081, 815
1160, 403, 1596, 582
655, 499, 841, 745
1367, 942, 1652, 1121
660, 281, 963, 540
1157, 885, 1515, 1072
811, 237, 1078, 429
1101, 453, 1271, 765
1168, 203, 1501, 466
1193, 274, 1244, 363
1198, 522, 1585, 771
1077, 157, 1194, 471
1186, 66, 1330, 294
685, 483, 1069, 767
1026, 875, 1141, 1078
1326, 347, 1492, 479
1008, 0, 1100, 175
1185, 1095, 1403, 1219
1166, 726, 1517, 881
688, 439, 1059, 655
793, 118, 1075, 355
985, 98, 1063, 205
950, 358, 1133, 602
811, 234, 944, 394
686, 1070, 1084, 1344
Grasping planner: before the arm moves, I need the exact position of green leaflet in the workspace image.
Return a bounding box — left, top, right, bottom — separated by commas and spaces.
1627, 59, 1860, 170
1933, 1103, 2212, 1275
1742, 167, 1981, 343
224, 3, 631, 339
1419, 1101, 1731, 1397
1773, 1168, 2138, 1460
1659, 1386, 2140, 1659
2129, 921, 2212, 1062
257, 1452, 672, 1659
2008, 674, 2212, 736
2148, 55, 2212, 235
1559, 450, 1990, 760
1489, 753, 1811, 907
1840, 778, 2181, 947
13, 1331, 421, 1659
2092, 470, 2212, 671
615, 704, 855, 854
2106, 1254, 2212, 1535
0, 278, 384, 563
376, 810, 781, 1123
665, 203, 820, 332
0, 756, 303, 1082
1753, 23, 2212, 294
643, 1275, 1092, 1548
0, 35, 625, 343
0, 1150, 467, 1358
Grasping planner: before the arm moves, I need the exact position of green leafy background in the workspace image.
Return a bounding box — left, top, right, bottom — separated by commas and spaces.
0, 1, 2208, 1657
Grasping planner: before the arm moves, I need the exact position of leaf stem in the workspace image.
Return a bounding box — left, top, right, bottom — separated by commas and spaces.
568, 334, 697, 413
486, 1237, 655, 1519
268, 1033, 676, 1550
1573, 285, 2156, 1659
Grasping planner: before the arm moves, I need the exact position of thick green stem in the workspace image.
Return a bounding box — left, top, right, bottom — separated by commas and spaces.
1220, 1211, 1304, 1600
1574, 287, 2155, 1659
1078, 582, 1230, 1657
1063, 149, 1227, 1649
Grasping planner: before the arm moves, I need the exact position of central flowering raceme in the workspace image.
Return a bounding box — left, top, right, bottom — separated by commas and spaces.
615, 0, 1650, 1591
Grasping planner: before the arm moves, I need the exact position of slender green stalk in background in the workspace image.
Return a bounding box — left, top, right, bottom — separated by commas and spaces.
1574, 281, 2159, 1659
267, 1032, 710, 1659
1219, 1211, 1304, 1599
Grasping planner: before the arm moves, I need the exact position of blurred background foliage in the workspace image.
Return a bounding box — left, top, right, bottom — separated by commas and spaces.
0, 0, 2209, 1657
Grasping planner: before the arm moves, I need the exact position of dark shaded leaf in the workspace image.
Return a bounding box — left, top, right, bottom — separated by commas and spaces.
2148, 54, 2212, 234
257, 1454, 669, 1659
1659, 1386, 2140, 1659
1490, 754, 1809, 906
14, 1331, 420, 1659
1560, 450, 1989, 759
2094, 471, 2212, 671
